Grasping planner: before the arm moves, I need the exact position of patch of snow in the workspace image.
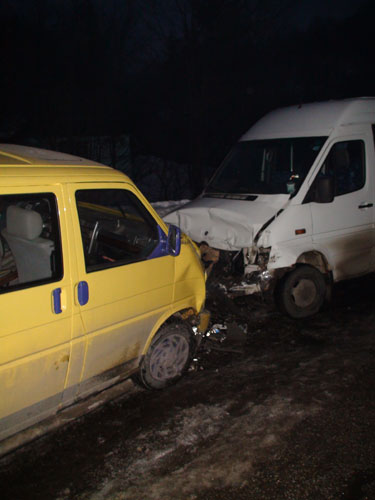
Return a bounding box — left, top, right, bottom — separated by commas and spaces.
90, 395, 321, 500
151, 199, 191, 218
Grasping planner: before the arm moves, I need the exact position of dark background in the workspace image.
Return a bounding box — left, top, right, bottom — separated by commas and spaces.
1, 0, 374, 199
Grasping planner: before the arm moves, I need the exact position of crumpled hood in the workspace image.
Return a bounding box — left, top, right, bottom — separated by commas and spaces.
164, 194, 289, 251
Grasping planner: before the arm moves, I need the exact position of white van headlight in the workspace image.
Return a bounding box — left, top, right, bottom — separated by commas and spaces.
256, 247, 271, 268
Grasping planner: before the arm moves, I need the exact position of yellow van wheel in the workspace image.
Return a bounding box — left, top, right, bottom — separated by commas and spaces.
137, 323, 194, 390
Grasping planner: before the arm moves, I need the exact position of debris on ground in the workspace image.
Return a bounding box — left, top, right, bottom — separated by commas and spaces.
190, 317, 249, 372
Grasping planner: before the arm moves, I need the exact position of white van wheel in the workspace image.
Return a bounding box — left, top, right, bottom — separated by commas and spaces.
276, 265, 326, 318
137, 323, 194, 390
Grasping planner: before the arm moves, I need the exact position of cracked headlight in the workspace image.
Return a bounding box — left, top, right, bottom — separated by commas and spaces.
256, 247, 271, 268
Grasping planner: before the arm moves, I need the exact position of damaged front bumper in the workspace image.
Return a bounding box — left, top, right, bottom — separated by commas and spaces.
199, 243, 287, 297
228, 268, 276, 296
179, 307, 211, 332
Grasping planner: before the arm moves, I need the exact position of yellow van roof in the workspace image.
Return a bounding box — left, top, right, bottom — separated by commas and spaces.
0, 144, 105, 167
0, 143, 135, 187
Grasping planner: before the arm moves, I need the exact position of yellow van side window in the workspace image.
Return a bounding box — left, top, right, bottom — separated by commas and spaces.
0, 193, 63, 292
75, 189, 159, 272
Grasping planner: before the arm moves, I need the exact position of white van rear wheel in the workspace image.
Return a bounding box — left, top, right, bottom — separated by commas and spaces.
276, 265, 326, 318
137, 323, 194, 390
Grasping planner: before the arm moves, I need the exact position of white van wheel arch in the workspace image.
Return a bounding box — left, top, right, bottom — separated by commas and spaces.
296, 250, 330, 275
276, 265, 326, 318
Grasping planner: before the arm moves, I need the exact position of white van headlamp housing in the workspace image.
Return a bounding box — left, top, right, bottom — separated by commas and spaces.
256, 246, 271, 268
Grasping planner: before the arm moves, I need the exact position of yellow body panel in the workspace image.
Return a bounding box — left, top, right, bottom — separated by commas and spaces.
0, 144, 206, 448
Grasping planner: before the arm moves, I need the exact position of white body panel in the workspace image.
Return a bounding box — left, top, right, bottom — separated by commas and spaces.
165, 194, 289, 251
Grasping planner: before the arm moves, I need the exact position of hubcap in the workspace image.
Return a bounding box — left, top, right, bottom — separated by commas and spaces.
149, 334, 189, 381
291, 278, 317, 308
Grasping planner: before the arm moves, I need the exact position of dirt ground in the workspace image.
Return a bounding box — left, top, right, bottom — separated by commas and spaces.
1, 274, 375, 500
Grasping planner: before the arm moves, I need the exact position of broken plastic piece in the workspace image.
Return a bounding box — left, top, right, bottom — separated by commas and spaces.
204, 324, 227, 343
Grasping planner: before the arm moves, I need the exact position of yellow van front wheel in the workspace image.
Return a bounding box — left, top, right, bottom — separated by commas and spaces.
137, 323, 194, 390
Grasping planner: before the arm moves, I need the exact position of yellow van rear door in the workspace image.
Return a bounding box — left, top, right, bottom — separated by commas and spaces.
0, 187, 73, 441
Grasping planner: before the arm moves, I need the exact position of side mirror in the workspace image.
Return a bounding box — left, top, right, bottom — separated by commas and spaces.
315, 175, 334, 203
167, 224, 181, 256
147, 225, 181, 259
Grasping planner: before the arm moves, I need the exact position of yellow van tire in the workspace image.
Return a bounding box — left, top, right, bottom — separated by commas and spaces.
136, 322, 194, 390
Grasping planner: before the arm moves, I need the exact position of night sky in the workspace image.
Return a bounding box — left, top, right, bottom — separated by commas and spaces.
291, 0, 367, 27
0, 0, 373, 196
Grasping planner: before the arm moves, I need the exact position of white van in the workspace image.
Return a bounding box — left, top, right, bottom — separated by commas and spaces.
165, 98, 375, 318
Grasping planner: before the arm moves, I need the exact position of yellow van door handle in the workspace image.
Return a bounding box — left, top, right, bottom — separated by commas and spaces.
52, 288, 62, 314
77, 281, 89, 306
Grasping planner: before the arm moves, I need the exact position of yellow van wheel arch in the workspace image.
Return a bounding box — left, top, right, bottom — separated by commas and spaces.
141, 304, 200, 355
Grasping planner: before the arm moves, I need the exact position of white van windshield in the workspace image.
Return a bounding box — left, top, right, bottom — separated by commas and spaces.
206, 137, 327, 196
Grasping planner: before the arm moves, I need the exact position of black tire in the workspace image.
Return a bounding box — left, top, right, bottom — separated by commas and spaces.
276, 265, 326, 319
136, 322, 194, 390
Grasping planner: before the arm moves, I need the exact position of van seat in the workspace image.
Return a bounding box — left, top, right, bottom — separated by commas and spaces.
1, 205, 54, 284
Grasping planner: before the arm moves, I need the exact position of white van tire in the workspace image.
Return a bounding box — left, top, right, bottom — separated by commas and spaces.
276, 265, 326, 318
136, 323, 194, 390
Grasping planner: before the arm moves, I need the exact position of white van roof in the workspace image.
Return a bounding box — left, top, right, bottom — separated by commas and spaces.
241, 97, 375, 140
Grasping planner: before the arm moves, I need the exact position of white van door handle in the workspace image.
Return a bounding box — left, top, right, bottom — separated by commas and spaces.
358, 203, 373, 209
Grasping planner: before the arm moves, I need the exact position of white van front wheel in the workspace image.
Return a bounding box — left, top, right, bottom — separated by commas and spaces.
276, 265, 326, 318
137, 323, 194, 390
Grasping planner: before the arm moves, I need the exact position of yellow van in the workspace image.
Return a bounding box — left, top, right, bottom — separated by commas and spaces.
0, 144, 208, 451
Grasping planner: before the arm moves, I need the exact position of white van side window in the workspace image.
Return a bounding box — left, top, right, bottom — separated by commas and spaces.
320, 140, 365, 196
0, 193, 63, 292
75, 189, 159, 272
